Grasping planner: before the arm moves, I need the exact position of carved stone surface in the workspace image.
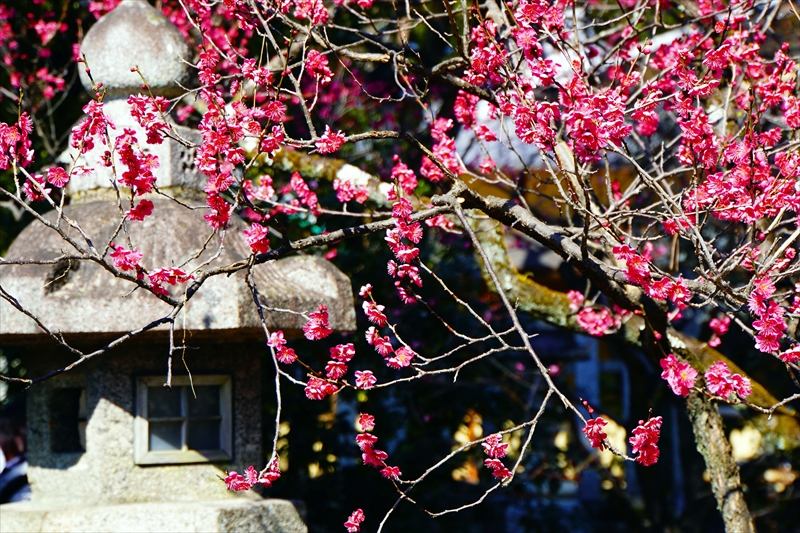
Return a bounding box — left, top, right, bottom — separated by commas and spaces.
0, 499, 308, 533
77, 0, 192, 98
0, 198, 356, 338
18, 342, 264, 506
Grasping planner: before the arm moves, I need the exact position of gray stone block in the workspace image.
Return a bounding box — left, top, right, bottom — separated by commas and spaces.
20, 343, 264, 506
78, 0, 193, 98
0, 499, 307, 533
0, 198, 356, 338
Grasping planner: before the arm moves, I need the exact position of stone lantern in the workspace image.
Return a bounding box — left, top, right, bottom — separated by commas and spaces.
0, 1, 355, 531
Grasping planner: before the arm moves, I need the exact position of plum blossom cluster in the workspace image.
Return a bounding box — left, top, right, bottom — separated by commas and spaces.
148, 267, 193, 296
385, 196, 423, 304
780, 346, 800, 365
629, 417, 662, 466
747, 276, 786, 354
678, 44, 800, 223
305, 49, 333, 84
303, 304, 333, 341
681, 128, 800, 224
224, 459, 281, 491
126, 199, 154, 222
705, 362, 752, 400
304, 376, 339, 401
127, 94, 169, 145
575, 307, 622, 337
268, 312, 376, 394
510, 97, 558, 152
361, 284, 417, 370
707, 315, 731, 348
363, 300, 386, 327
612, 245, 691, 321
660, 354, 698, 397
580, 400, 609, 451
267, 330, 297, 364
22, 173, 51, 202
561, 77, 631, 164
482, 433, 512, 480
0, 114, 34, 171
661, 355, 751, 401
287, 172, 321, 216
109, 244, 143, 275
365, 327, 417, 370
289, 304, 360, 400
324, 343, 355, 381
389, 155, 418, 196
333, 177, 369, 204
192, 47, 254, 230
243, 222, 270, 254
4, 7, 68, 99
70, 100, 114, 155
566, 290, 628, 337
582, 406, 661, 466
465, 21, 508, 87
115, 129, 159, 195
333, 179, 369, 204
454, 90, 497, 147
344, 509, 365, 533
355, 413, 401, 480
315, 125, 346, 155
107, 245, 192, 295
241, 58, 274, 89
246, 175, 276, 203
582, 417, 608, 451
296, 305, 340, 400
420, 118, 463, 183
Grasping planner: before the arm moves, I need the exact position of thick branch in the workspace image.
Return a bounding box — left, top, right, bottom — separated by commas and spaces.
436, 185, 662, 318
685, 392, 755, 533
468, 217, 800, 448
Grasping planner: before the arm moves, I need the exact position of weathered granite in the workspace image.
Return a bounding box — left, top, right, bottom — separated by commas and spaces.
0, 198, 356, 339
0, 499, 307, 533
64, 100, 207, 195
78, 0, 192, 98
21, 341, 262, 506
